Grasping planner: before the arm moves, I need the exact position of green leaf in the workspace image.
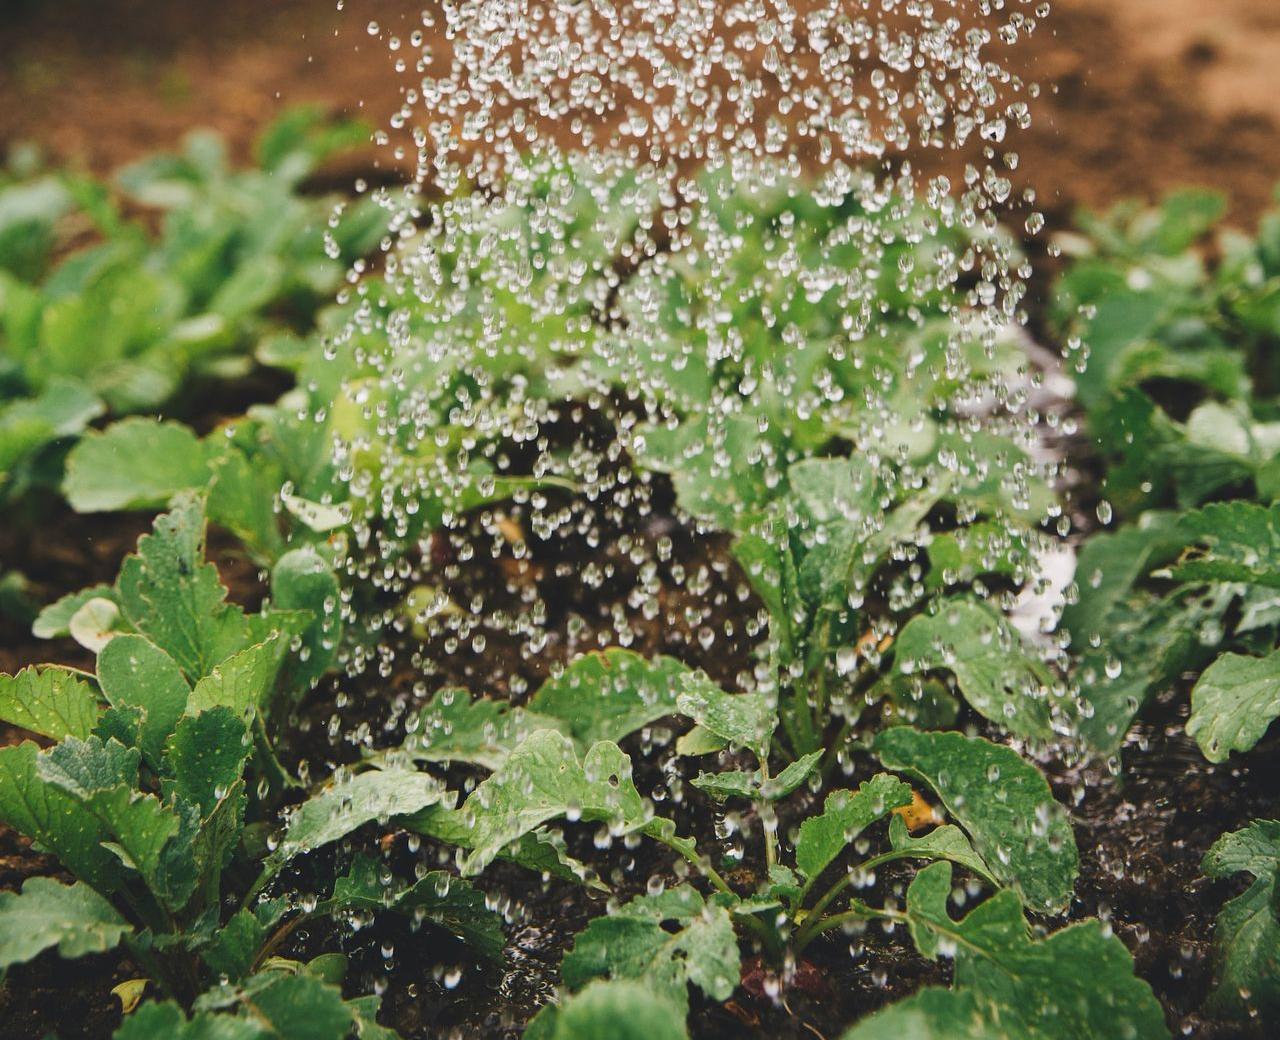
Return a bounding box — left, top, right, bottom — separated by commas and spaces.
209, 450, 286, 562
186, 636, 284, 721
64, 418, 214, 512
0, 666, 100, 741
117, 495, 250, 682
166, 708, 252, 817
270, 549, 341, 693
201, 909, 268, 981
874, 728, 1078, 913
795, 774, 913, 881
1186, 650, 1280, 762
113, 1000, 266, 1040
0, 878, 131, 968
537, 979, 688, 1040
451, 730, 650, 876
395, 687, 568, 772
675, 674, 774, 761
884, 862, 1168, 1040
689, 751, 821, 804
1166, 501, 1280, 589
234, 970, 354, 1040
561, 885, 738, 1014
839, 988, 989, 1040
97, 634, 192, 765
1201, 820, 1280, 1018
39, 737, 189, 904
0, 742, 124, 892
894, 601, 1057, 741
528, 650, 690, 748
884, 815, 998, 888
788, 456, 883, 526
326, 855, 504, 962
265, 768, 446, 876
32, 583, 116, 640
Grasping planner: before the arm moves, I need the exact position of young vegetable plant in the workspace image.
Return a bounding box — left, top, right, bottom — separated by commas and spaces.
373, 646, 1161, 1038
0, 495, 501, 1037
0, 108, 382, 507
1067, 499, 1280, 761
727, 453, 1062, 761
1199, 819, 1280, 1024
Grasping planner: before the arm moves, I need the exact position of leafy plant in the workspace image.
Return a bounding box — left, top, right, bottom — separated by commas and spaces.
0, 496, 499, 1036
1201, 820, 1280, 1021
0, 108, 382, 504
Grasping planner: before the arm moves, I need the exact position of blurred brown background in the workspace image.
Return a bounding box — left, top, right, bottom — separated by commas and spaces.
1, 0, 1279, 224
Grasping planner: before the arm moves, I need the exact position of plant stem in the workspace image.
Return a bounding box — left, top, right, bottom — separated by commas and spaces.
794, 899, 902, 953
759, 757, 779, 872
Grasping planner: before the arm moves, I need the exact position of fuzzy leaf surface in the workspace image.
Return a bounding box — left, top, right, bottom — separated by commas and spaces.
795, 773, 913, 881
0, 878, 131, 968
0, 667, 99, 741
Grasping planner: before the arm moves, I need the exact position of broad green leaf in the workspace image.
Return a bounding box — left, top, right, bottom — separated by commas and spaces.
97, 634, 191, 765
64, 418, 214, 512
225, 970, 354, 1040
407, 804, 607, 891
0, 742, 123, 892
326, 855, 504, 962
528, 650, 690, 747
32, 583, 116, 640
674, 724, 729, 757
894, 601, 1057, 741
270, 548, 341, 693
209, 450, 285, 562
395, 687, 568, 772
534, 979, 688, 1040
894, 863, 1167, 1039
266, 768, 446, 876
839, 988, 990, 1040
115, 1001, 267, 1040
874, 728, 1078, 913
166, 708, 252, 817
675, 674, 774, 760
1072, 585, 1224, 754
451, 730, 650, 876
1201, 820, 1280, 1018
38, 737, 188, 904
1186, 651, 1280, 762
201, 909, 268, 981
0, 878, 130, 968
795, 773, 913, 881
0, 666, 99, 741
1166, 501, 1280, 588
690, 751, 821, 804
561, 885, 738, 1014
187, 636, 284, 721
788, 456, 882, 526
117, 495, 251, 682
884, 815, 998, 888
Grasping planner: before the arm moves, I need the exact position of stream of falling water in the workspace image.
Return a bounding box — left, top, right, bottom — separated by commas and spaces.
313, 0, 1071, 1025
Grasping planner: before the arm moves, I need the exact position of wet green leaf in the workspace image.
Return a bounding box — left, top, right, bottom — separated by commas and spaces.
874, 728, 1078, 913
528, 649, 690, 748
795, 774, 913, 881
0, 666, 100, 741
675, 674, 774, 761
894, 601, 1057, 741
266, 768, 446, 876
533, 979, 688, 1040
562, 885, 738, 1014
1187, 650, 1280, 762
854, 862, 1167, 1040
0, 878, 131, 968
97, 634, 191, 766
64, 418, 214, 512
396, 687, 568, 772
1202, 820, 1280, 1018
327, 855, 504, 962
451, 730, 650, 876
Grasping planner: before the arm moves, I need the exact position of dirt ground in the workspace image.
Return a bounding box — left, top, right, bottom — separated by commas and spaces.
1, 0, 1279, 223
